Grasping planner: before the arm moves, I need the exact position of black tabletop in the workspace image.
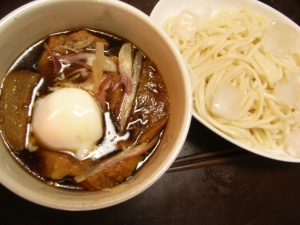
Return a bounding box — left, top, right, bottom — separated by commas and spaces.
1, 0, 300, 224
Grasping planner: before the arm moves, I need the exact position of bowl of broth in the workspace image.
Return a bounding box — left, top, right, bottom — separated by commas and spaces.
0, 0, 192, 210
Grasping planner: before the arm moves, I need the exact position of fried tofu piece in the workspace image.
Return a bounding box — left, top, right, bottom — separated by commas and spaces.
38, 149, 93, 180
0, 70, 42, 150
79, 155, 143, 190
66, 29, 109, 50
37, 34, 69, 78
37, 29, 109, 78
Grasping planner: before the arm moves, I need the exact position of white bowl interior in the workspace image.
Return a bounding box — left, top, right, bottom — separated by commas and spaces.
150, 0, 300, 163
0, 0, 192, 210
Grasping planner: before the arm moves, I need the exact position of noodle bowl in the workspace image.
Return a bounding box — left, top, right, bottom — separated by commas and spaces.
151, 0, 300, 160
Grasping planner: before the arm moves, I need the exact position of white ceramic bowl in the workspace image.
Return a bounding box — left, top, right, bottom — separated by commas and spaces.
150, 0, 300, 162
0, 0, 192, 210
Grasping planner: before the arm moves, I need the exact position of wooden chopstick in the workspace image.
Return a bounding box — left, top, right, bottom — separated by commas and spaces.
167, 146, 256, 173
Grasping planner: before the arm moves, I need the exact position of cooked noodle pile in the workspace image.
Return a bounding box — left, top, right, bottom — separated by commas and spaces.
163, 8, 300, 152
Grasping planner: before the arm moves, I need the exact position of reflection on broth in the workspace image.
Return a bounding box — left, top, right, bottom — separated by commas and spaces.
0, 29, 169, 191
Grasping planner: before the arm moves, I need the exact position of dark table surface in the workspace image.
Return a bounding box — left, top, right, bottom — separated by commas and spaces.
1, 0, 300, 224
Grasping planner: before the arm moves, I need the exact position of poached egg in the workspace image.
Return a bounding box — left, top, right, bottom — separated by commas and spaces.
31, 87, 103, 160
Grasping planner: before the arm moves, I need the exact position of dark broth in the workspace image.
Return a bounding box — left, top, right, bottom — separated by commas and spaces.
0, 28, 169, 191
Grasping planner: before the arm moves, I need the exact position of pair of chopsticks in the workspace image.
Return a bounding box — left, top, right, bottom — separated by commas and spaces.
168, 146, 256, 172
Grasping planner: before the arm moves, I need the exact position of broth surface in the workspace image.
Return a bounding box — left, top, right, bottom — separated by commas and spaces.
0, 29, 169, 191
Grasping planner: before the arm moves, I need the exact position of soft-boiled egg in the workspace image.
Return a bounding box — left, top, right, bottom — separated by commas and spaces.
31, 87, 103, 160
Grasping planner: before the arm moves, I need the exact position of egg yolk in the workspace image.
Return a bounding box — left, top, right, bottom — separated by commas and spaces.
31, 87, 103, 160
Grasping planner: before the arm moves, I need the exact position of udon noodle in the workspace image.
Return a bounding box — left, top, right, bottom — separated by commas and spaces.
163, 8, 300, 153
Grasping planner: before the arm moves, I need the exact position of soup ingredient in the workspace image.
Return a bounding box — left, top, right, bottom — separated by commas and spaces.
75, 135, 159, 182
37, 147, 144, 191
92, 42, 105, 90
78, 155, 145, 190
130, 60, 170, 144
0, 70, 43, 150
37, 29, 109, 79
118, 42, 134, 93
85, 111, 130, 160
31, 87, 103, 160
38, 148, 93, 180
78, 59, 170, 187
163, 8, 300, 154
118, 48, 143, 132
